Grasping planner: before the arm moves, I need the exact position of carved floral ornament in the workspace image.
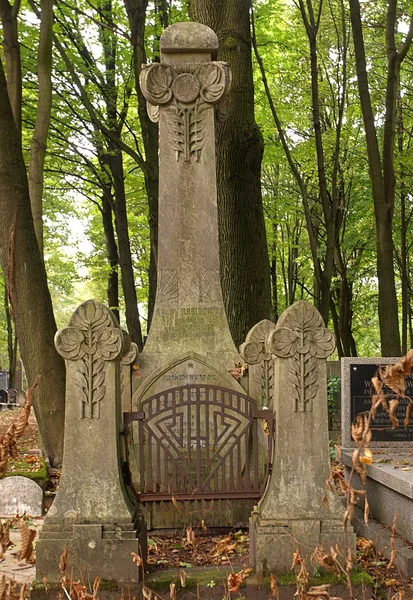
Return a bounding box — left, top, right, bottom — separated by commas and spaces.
266, 302, 335, 413
55, 300, 129, 419
140, 62, 231, 162
55, 300, 126, 362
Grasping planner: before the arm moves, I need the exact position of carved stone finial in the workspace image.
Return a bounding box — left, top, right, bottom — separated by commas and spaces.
140, 60, 231, 161
55, 300, 126, 419
267, 301, 335, 412
240, 319, 276, 365
160, 22, 219, 56
122, 341, 138, 366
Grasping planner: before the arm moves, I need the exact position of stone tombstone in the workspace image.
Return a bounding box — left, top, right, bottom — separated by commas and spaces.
0, 371, 7, 391
240, 319, 276, 409
128, 22, 253, 528
134, 21, 242, 401
341, 357, 413, 448
249, 301, 355, 573
36, 300, 145, 584
0, 476, 43, 516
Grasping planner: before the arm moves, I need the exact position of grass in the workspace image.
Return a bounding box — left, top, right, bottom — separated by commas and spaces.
145, 566, 373, 592
5, 455, 48, 482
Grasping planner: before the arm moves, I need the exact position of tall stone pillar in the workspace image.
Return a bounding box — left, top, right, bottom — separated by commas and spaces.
134, 23, 241, 400
249, 301, 355, 573
36, 300, 145, 583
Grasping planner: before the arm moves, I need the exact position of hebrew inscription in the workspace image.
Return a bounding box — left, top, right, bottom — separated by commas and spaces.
140, 62, 231, 163
267, 303, 335, 412
55, 300, 125, 419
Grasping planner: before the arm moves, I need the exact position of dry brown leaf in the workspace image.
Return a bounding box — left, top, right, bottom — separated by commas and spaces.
270, 574, 279, 599
18, 520, 36, 563
357, 538, 375, 553
388, 515, 397, 569
59, 548, 68, 573
171, 496, 180, 512
404, 402, 412, 427
360, 448, 373, 465
169, 583, 176, 600
0, 576, 5, 600
291, 547, 303, 569
1, 521, 11, 550
92, 577, 100, 599
186, 526, 195, 545
352, 449, 367, 483
307, 584, 331, 598
321, 495, 329, 509
364, 496, 370, 525
389, 399, 399, 428
201, 519, 207, 532
18, 584, 27, 600
179, 569, 186, 588
131, 552, 143, 566
42, 577, 49, 594
314, 549, 338, 573
228, 572, 243, 593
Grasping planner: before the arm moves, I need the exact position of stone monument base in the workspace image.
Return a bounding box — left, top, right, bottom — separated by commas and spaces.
249, 513, 356, 574
36, 517, 146, 583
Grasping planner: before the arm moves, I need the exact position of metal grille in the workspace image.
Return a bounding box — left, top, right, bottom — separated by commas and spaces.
124, 385, 273, 502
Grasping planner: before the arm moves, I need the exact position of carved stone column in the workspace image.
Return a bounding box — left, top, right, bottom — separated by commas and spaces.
137, 22, 237, 366
249, 301, 355, 573
36, 300, 145, 583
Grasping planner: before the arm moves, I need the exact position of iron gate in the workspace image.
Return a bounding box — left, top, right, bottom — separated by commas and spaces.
123, 385, 273, 502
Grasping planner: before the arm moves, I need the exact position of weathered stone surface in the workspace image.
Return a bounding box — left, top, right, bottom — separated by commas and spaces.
36, 300, 145, 583
133, 21, 240, 399
250, 301, 355, 573
0, 476, 43, 516
240, 319, 276, 409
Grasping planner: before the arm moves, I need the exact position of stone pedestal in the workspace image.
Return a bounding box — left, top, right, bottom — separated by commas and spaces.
36, 300, 145, 583
248, 301, 355, 573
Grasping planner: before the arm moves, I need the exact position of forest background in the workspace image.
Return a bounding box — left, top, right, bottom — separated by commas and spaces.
0, 0, 412, 465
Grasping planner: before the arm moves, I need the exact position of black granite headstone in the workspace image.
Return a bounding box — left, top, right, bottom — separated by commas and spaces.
350, 363, 413, 442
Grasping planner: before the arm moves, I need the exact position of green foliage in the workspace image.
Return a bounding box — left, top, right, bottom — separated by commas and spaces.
1, 0, 410, 357
327, 376, 341, 419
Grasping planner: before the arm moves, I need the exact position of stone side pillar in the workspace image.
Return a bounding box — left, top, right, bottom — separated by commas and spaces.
249, 301, 355, 573
36, 300, 145, 583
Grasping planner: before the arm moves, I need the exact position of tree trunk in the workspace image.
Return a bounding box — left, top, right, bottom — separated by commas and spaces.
101, 190, 120, 323
123, 0, 159, 330
28, 0, 53, 255
0, 0, 21, 133
189, 0, 272, 347
0, 58, 65, 466
348, 0, 410, 355
4, 281, 17, 386
107, 142, 143, 350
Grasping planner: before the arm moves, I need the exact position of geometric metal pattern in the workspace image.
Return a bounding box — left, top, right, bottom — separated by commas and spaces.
124, 385, 273, 502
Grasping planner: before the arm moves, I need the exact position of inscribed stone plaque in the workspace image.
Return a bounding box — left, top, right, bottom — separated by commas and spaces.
0, 476, 43, 516
341, 357, 413, 447
350, 363, 413, 443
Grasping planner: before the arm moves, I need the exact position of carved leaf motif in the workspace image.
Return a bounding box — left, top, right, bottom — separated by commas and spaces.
168, 107, 185, 156
239, 341, 264, 365
269, 327, 298, 358
308, 329, 335, 358
55, 327, 85, 360
70, 300, 113, 333
143, 64, 173, 105
199, 64, 226, 103
96, 328, 123, 360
